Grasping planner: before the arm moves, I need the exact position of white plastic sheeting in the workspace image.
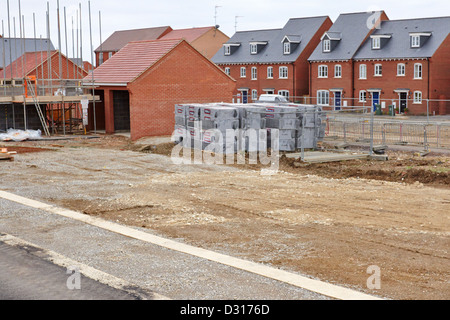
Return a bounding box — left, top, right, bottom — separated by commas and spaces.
0, 129, 42, 142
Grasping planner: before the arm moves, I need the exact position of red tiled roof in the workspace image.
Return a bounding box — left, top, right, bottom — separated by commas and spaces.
95, 26, 172, 52
85, 39, 182, 85
0, 51, 54, 78
160, 27, 214, 42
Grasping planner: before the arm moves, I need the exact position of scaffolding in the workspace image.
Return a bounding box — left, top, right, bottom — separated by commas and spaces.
0, 76, 99, 135
0, 0, 101, 136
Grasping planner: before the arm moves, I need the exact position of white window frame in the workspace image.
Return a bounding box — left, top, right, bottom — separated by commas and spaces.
251, 67, 257, 80
99, 53, 104, 66
372, 37, 381, 49
250, 44, 258, 55
240, 67, 246, 78
359, 64, 367, 79
413, 91, 423, 104
279, 66, 288, 79
252, 89, 258, 101
323, 39, 331, 52
397, 63, 406, 77
411, 35, 421, 48
224, 45, 231, 55
334, 65, 342, 78
414, 63, 423, 79
318, 65, 328, 78
108, 52, 113, 59
267, 66, 273, 79
278, 90, 290, 99
283, 42, 291, 55
374, 64, 383, 77
359, 90, 367, 102
224, 67, 230, 76
317, 90, 330, 106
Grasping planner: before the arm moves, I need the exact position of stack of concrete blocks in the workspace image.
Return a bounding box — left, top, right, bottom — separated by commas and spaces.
200, 105, 240, 154
296, 105, 327, 150
174, 102, 326, 153
222, 104, 267, 153
264, 105, 300, 152
173, 104, 187, 144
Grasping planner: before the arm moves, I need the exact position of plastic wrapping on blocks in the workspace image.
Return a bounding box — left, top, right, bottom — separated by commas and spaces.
175, 116, 186, 126
297, 128, 316, 149
200, 106, 239, 120
266, 118, 300, 130
264, 106, 299, 119
175, 104, 186, 117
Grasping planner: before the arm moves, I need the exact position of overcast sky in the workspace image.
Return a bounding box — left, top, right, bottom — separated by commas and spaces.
1, 0, 449, 63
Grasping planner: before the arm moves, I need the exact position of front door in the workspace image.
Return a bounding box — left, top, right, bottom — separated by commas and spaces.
399, 92, 407, 113
334, 92, 342, 111
372, 92, 380, 112
242, 90, 248, 104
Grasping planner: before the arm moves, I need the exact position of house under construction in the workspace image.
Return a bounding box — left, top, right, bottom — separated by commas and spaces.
0, 37, 99, 136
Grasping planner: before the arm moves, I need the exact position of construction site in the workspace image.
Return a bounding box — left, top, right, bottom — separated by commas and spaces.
0, 1, 99, 138
0, 1, 449, 302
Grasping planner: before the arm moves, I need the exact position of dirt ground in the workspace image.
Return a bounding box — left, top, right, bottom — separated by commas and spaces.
1, 134, 449, 300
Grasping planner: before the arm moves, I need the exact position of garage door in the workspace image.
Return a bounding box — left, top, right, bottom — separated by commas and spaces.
113, 90, 130, 131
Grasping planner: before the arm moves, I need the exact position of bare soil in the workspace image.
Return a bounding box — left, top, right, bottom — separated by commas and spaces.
2, 134, 449, 300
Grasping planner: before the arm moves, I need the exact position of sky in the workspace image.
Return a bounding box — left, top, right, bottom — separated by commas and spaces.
1, 0, 449, 64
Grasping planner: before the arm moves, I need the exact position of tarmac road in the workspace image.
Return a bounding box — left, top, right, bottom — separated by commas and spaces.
0, 195, 335, 301
0, 241, 142, 300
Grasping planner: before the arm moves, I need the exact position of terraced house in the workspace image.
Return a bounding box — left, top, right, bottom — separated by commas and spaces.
212, 16, 332, 103
308, 11, 389, 109
353, 17, 450, 115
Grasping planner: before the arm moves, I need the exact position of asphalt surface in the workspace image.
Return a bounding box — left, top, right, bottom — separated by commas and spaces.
0, 197, 331, 300
0, 241, 141, 300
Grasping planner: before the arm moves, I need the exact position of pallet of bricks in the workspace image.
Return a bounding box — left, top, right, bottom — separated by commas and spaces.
173, 103, 326, 153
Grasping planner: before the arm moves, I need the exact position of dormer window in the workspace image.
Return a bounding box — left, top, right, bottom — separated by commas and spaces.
249, 42, 268, 55
370, 34, 392, 50
223, 43, 241, 56
411, 35, 420, 48
372, 37, 381, 49
281, 36, 301, 55
323, 40, 331, 52
320, 32, 341, 53
283, 42, 291, 55
410, 32, 432, 48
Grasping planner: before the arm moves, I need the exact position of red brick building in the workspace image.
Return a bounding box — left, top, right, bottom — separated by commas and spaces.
212, 16, 332, 103
353, 17, 450, 115
95, 26, 229, 66
308, 11, 389, 110
0, 50, 87, 84
84, 39, 235, 140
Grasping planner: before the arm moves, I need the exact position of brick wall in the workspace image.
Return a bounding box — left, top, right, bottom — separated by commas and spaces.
223, 64, 295, 102
429, 34, 450, 115
191, 28, 230, 59
28, 52, 88, 83
310, 60, 354, 107
354, 59, 430, 114
127, 41, 236, 140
